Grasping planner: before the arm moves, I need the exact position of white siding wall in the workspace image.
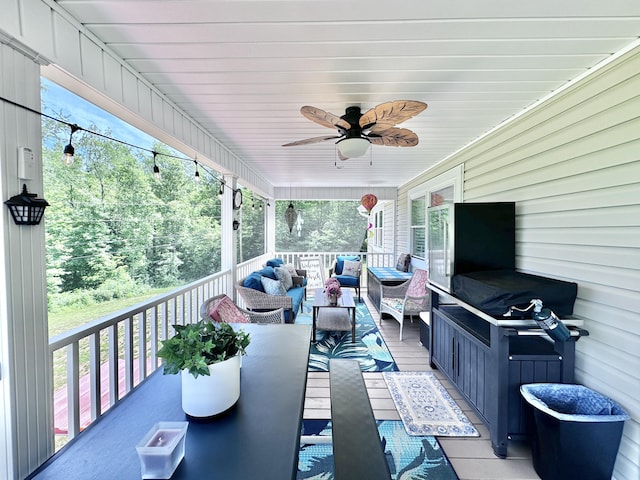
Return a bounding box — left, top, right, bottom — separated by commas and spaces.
398, 45, 640, 480
0, 43, 52, 479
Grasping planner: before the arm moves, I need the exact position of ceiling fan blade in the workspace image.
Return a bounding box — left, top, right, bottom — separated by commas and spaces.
300, 106, 351, 130
359, 100, 427, 129
282, 135, 342, 147
367, 127, 420, 147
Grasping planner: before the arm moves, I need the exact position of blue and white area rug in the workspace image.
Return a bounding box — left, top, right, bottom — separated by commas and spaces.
383, 372, 480, 437
298, 420, 459, 480
295, 299, 398, 372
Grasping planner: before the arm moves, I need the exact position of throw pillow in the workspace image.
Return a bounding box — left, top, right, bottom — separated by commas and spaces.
257, 266, 278, 280
266, 258, 285, 268
274, 266, 293, 290
284, 263, 298, 277
342, 259, 360, 277
207, 295, 249, 323
396, 253, 411, 272
261, 276, 287, 296
243, 272, 265, 292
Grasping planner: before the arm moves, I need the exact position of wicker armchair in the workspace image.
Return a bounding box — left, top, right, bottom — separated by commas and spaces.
236, 279, 296, 320
200, 294, 285, 324
379, 269, 430, 340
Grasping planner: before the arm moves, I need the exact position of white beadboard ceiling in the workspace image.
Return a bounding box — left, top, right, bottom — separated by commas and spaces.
54, 0, 640, 188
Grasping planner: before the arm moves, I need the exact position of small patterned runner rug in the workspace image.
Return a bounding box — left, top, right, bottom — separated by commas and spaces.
383, 371, 480, 437
295, 299, 398, 372
298, 420, 459, 480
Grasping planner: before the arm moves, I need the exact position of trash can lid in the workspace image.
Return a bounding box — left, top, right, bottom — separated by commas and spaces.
520, 383, 630, 422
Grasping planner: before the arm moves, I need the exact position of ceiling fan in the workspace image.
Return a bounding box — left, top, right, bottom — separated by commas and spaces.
282, 100, 427, 160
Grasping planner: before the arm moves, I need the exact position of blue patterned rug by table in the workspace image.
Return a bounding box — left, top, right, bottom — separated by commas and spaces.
295, 299, 398, 372
298, 420, 459, 480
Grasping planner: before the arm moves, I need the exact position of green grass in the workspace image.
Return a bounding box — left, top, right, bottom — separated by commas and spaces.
48, 288, 174, 337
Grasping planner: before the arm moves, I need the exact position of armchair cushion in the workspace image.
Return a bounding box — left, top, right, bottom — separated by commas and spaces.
335, 255, 360, 275
333, 274, 359, 287
261, 276, 287, 296
342, 259, 360, 277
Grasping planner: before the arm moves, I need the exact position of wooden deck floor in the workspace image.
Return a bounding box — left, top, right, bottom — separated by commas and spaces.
303, 294, 541, 480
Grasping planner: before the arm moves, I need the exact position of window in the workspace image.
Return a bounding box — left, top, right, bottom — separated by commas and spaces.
408, 165, 463, 263
410, 197, 426, 259
373, 210, 383, 248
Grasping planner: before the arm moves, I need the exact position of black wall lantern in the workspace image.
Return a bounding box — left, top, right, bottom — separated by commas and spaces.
4, 184, 49, 225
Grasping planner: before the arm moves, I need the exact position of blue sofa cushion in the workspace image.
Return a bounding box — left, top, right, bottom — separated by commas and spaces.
244, 272, 265, 292
256, 266, 278, 280
285, 287, 305, 323
334, 274, 359, 287
335, 255, 360, 275
266, 258, 285, 268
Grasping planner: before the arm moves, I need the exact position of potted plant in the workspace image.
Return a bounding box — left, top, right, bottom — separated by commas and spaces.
157, 320, 250, 418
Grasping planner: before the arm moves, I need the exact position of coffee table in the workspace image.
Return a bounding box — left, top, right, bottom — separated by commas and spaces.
312, 288, 356, 342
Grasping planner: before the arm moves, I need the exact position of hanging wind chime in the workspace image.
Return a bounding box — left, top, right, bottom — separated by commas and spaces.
284, 186, 298, 234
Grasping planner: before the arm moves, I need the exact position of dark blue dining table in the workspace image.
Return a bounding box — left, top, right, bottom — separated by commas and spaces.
28, 323, 311, 480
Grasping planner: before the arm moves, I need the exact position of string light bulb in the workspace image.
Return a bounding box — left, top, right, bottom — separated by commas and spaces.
193, 160, 200, 182
62, 124, 81, 166
152, 152, 161, 180
218, 181, 225, 196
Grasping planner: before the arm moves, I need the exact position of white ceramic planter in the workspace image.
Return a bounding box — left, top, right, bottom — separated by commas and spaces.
181, 354, 241, 418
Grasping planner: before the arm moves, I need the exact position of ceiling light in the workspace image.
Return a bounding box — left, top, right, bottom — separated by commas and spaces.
336, 137, 370, 159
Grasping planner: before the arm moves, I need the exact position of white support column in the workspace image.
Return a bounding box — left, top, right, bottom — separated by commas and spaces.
220, 175, 238, 298
0, 42, 53, 479
266, 198, 276, 256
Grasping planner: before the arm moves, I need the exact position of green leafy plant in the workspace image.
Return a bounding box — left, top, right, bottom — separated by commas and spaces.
157, 320, 250, 378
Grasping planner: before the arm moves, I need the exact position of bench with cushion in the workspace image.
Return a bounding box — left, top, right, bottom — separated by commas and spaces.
236, 263, 306, 323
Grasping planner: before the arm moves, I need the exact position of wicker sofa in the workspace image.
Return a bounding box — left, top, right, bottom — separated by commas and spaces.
236, 263, 307, 323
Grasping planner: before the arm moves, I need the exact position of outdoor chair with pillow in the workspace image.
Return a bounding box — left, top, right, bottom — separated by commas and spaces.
201, 294, 285, 324
379, 269, 430, 340
329, 255, 362, 302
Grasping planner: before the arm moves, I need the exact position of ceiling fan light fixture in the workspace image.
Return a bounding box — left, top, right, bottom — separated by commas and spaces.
336, 137, 370, 159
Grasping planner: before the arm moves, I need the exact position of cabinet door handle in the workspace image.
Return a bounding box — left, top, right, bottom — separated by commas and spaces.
451, 337, 456, 373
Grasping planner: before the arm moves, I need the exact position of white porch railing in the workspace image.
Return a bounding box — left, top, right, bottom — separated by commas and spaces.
49, 271, 231, 440
48, 251, 394, 443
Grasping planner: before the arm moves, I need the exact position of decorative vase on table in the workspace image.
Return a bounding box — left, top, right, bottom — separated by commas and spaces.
328, 293, 338, 306
324, 277, 342, 306
181, 354, 241, 418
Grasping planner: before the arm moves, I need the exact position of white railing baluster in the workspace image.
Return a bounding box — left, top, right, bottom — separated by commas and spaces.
89, 333, 101, 420
108, 323, 119, 405
66, 342, 80, 438
124, 317, 133, 393
139, 310, 148, 381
